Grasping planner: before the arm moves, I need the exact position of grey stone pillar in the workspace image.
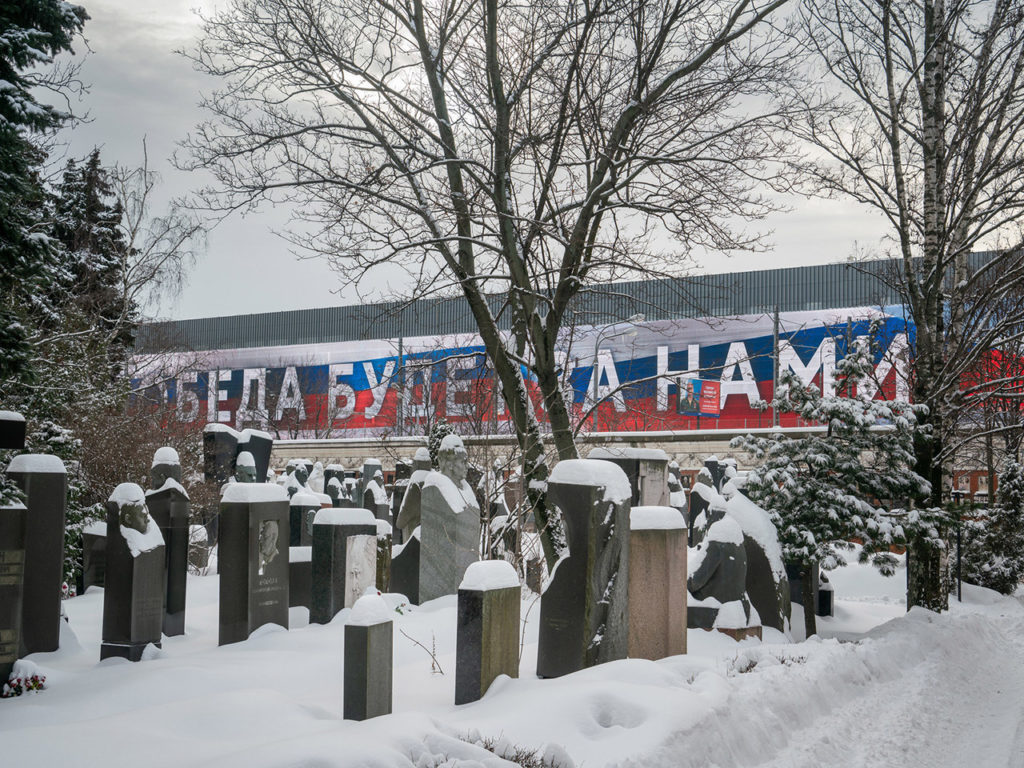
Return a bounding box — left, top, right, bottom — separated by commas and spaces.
0, 410, 26, 449
456, 560, 520, 705
588, 446, 670, 507
537, 459, 630, 678
628, 506, 687, 660
147, 461, 190, 637
0, 498, 27, 680
343, 594, 393, 721
218, 483, 290, 646
6, 454, 67, 655
289, 546, 311, 609
310, 508, 377, 625
375, 520, 392, 592
101, 484, 166, 661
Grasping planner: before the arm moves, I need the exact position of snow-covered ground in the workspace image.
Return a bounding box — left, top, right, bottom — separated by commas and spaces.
4, 553, 1024, 768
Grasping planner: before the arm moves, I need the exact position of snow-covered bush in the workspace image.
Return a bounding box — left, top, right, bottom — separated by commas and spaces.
961, 459, 1024, 595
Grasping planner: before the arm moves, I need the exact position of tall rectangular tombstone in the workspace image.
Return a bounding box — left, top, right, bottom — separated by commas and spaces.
310, 508, 377, 625
628, 506, 687, 660
146, 480, 190, 637
0, 500, 27, 680
101, 484, 166, 661
456, 561, 521, 705
537, 459, 631, 678
344, 595, 393, 721
219, 483, 290, 646
6, 454, 67, 655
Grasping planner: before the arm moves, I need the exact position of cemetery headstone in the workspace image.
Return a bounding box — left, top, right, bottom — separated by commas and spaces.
396, 453, 431, 542
6, 454, 67, 655
362, 470, 390, 522
234, 451, 258, 483
236, 429, 273, 483
359, 458, 383, 502
203, 424, 239, 486
289, 546, 312, 608
0, 492, 26, 681
79, 520, 106, 593
375, 520, 392, 592
817, 572, 834, 617
389, 528, 420, 604
588, 446, 670, 507
456, 560, 520, 705
218, 483, 290, 646
628, 506, 687, 660
310, 507, 378, 625
289, 491, 321, 547
0, 411, 26, 450
146, 449, 191, 637
666, 460, 688, 521
308, 461, 325, 494
101, 484, 166, 661
390, 461, 411, 541
343, 594, 393, 721
536, 459, 631, 678
419, 435, 481, 602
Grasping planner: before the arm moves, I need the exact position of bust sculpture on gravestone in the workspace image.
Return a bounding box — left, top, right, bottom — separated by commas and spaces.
235, 451, 257, 484
687, 502, 756, 635
419, 434, 481, 602
258, 520, 280, 575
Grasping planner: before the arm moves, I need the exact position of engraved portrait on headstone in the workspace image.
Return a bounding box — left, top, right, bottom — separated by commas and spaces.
258, 520, 280, 575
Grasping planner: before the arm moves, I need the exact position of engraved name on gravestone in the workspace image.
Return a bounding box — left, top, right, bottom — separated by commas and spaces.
146, 447, 190, 637
537, 459, 631, 679
218, 483, 290, 646
419, 435, 481, 602
6, 454, 67, 656
101, 484, 166, 661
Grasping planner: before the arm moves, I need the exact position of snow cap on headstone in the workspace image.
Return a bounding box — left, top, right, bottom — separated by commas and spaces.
349, 593, 392, 626
414, 447, 431, 462
236, 451, 256, 467
549, 458, 631, 504
459, 559, 520, 592
152, 446, 180, 467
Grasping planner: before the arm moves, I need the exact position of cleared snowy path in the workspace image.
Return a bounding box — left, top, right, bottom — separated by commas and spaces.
640, 592, 1024, 768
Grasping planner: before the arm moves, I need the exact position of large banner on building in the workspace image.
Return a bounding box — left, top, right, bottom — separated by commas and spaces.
134, 307, 912, 438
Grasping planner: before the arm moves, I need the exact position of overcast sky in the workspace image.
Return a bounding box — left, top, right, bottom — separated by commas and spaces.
59, 0, 890, 322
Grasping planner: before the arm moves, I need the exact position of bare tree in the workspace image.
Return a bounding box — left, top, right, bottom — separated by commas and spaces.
183, 0, 796, 566
792, 0, 1024, 609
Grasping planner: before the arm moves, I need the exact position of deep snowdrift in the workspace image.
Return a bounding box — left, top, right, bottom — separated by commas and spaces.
3, 554, 1022, 768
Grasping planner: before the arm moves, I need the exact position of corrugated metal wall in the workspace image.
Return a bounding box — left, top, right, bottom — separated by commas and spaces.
135, 255, 994, 353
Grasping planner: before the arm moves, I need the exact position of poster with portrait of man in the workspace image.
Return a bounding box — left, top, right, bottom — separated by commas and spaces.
676, 377, 701, 414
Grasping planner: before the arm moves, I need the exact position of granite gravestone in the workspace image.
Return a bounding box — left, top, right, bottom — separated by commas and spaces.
326, 477, 343, 508
390, 461, 411, 541
396, 448, 431, 542
234, 451, 258, 484
218, 483, 290, 646
375, 520, 392, 592
79, 520, 106, 593
6, 454, 67, 655
688, 502, 761, 641
0, 411, 27, 449
236, 430, 273, 484
588, 446, 670, 507
146, 448, 190, 637
537, 459, 631, 678
310, 508, 378, 625
666, 461, 688, 521
362, 470, 390, 522
289, 546, 312, 609
289, 491, 321, 547
0, 493, 26, 681
343, 594, 393, 721
203, 424, 238, 486
818, 572, 834, 617
389, 528, 420, 604
419, 435, 481, 602
628, 506, 687, 660
101, 484, 166, 661
455, 560, 521, 705
359, 458, 382, 502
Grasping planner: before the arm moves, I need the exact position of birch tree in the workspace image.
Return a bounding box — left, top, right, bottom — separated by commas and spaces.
182, 0, 795, 566
793, 0, 1024, 609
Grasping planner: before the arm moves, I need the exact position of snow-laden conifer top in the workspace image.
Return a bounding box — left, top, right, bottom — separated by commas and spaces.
459, 559, 519, 591
549, 459, 631, 504
236, 451, 255, 467
152, 446, 180, 466
589, 446, 669, 461
630, 505, 686, 530
7, 454, 66, 474
0, 410, 25, 421
348, 594, 392, 626
221, 483, 287, 504
290, 490, 321, 508
313, 507, 376, 527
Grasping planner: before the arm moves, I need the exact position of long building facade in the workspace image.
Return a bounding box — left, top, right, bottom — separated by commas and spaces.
134, 258, 949, 441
